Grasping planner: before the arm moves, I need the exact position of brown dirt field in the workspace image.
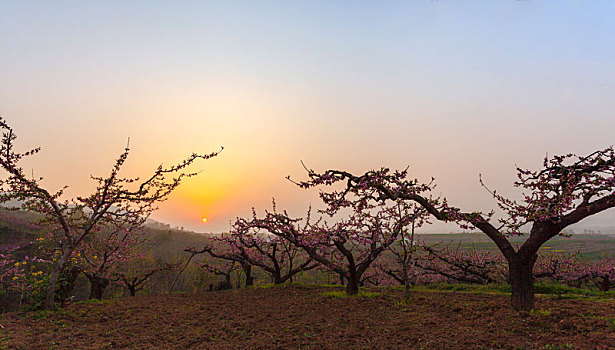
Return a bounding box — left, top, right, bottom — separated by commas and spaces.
1, 285, 615, 349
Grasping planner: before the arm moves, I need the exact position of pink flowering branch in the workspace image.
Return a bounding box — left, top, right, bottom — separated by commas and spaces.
417, 243, 506, 284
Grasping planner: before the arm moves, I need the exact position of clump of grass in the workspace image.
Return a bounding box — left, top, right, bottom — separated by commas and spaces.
28, 309, 56, 320
530, 308, 552, 316
407, 282, 615, 301
312, 283, 345, 289
321, 290, 380, 298
257, 282, 342, 289
534, 282, 592, 296
534, 282, 615, 301
410, 283, 510, 295
78, 298, 112, 305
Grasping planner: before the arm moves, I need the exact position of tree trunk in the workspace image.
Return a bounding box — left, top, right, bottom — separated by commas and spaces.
243, 264, 254, 287
598, 277, 611, 292
88, 275, 110, 300
402, 262, 410, 302
345, 273, 359, 295
128, 286, 137, 297
245, 273, 254, 287
44, 248, 72, 310
405, 218, 415, 301
508, 258, 535, 312
224, 273, 232, 289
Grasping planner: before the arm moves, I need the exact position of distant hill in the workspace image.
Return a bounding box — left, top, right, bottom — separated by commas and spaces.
0, 208, 41, 249
144, 217, 215, 236
0, 209, 212, 256
1, 209, 614, 260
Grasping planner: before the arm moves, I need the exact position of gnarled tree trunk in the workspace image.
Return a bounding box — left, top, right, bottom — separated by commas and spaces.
87, 275, 110, 300
345, 272, 359, 295
508, 256, 536, 312
242, 263, 254, 287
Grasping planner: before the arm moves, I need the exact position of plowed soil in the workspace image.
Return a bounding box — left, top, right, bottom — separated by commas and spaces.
1, 285, 614, 349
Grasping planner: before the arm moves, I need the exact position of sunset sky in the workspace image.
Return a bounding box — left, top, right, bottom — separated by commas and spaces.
1, 1, 615, 233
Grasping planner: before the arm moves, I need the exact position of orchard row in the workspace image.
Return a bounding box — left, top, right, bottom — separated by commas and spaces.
1, 117, 615, 312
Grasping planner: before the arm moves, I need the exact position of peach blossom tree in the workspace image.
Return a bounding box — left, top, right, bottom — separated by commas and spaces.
0, 117, 221, 309
246, 198, 415, 295
293, 147, 615, 311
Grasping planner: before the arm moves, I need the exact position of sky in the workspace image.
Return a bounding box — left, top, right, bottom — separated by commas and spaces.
1, 1, 615, 233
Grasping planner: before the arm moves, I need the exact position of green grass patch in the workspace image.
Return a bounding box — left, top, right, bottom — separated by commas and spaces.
534, 282, 615, 301
27, 309, 58, 320
534, 282, 591, 295
257, 282, 343, 289
404, 282, 615, 301
255, 283, 278, 289
321, 290, 380, 298
530, 308, 552, 316
408, 283, 511, 295
76, 298, 112, 306
167, 291, 189, 295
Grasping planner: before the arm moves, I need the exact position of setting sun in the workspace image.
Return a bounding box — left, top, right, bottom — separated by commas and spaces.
202, 218, 208, 223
